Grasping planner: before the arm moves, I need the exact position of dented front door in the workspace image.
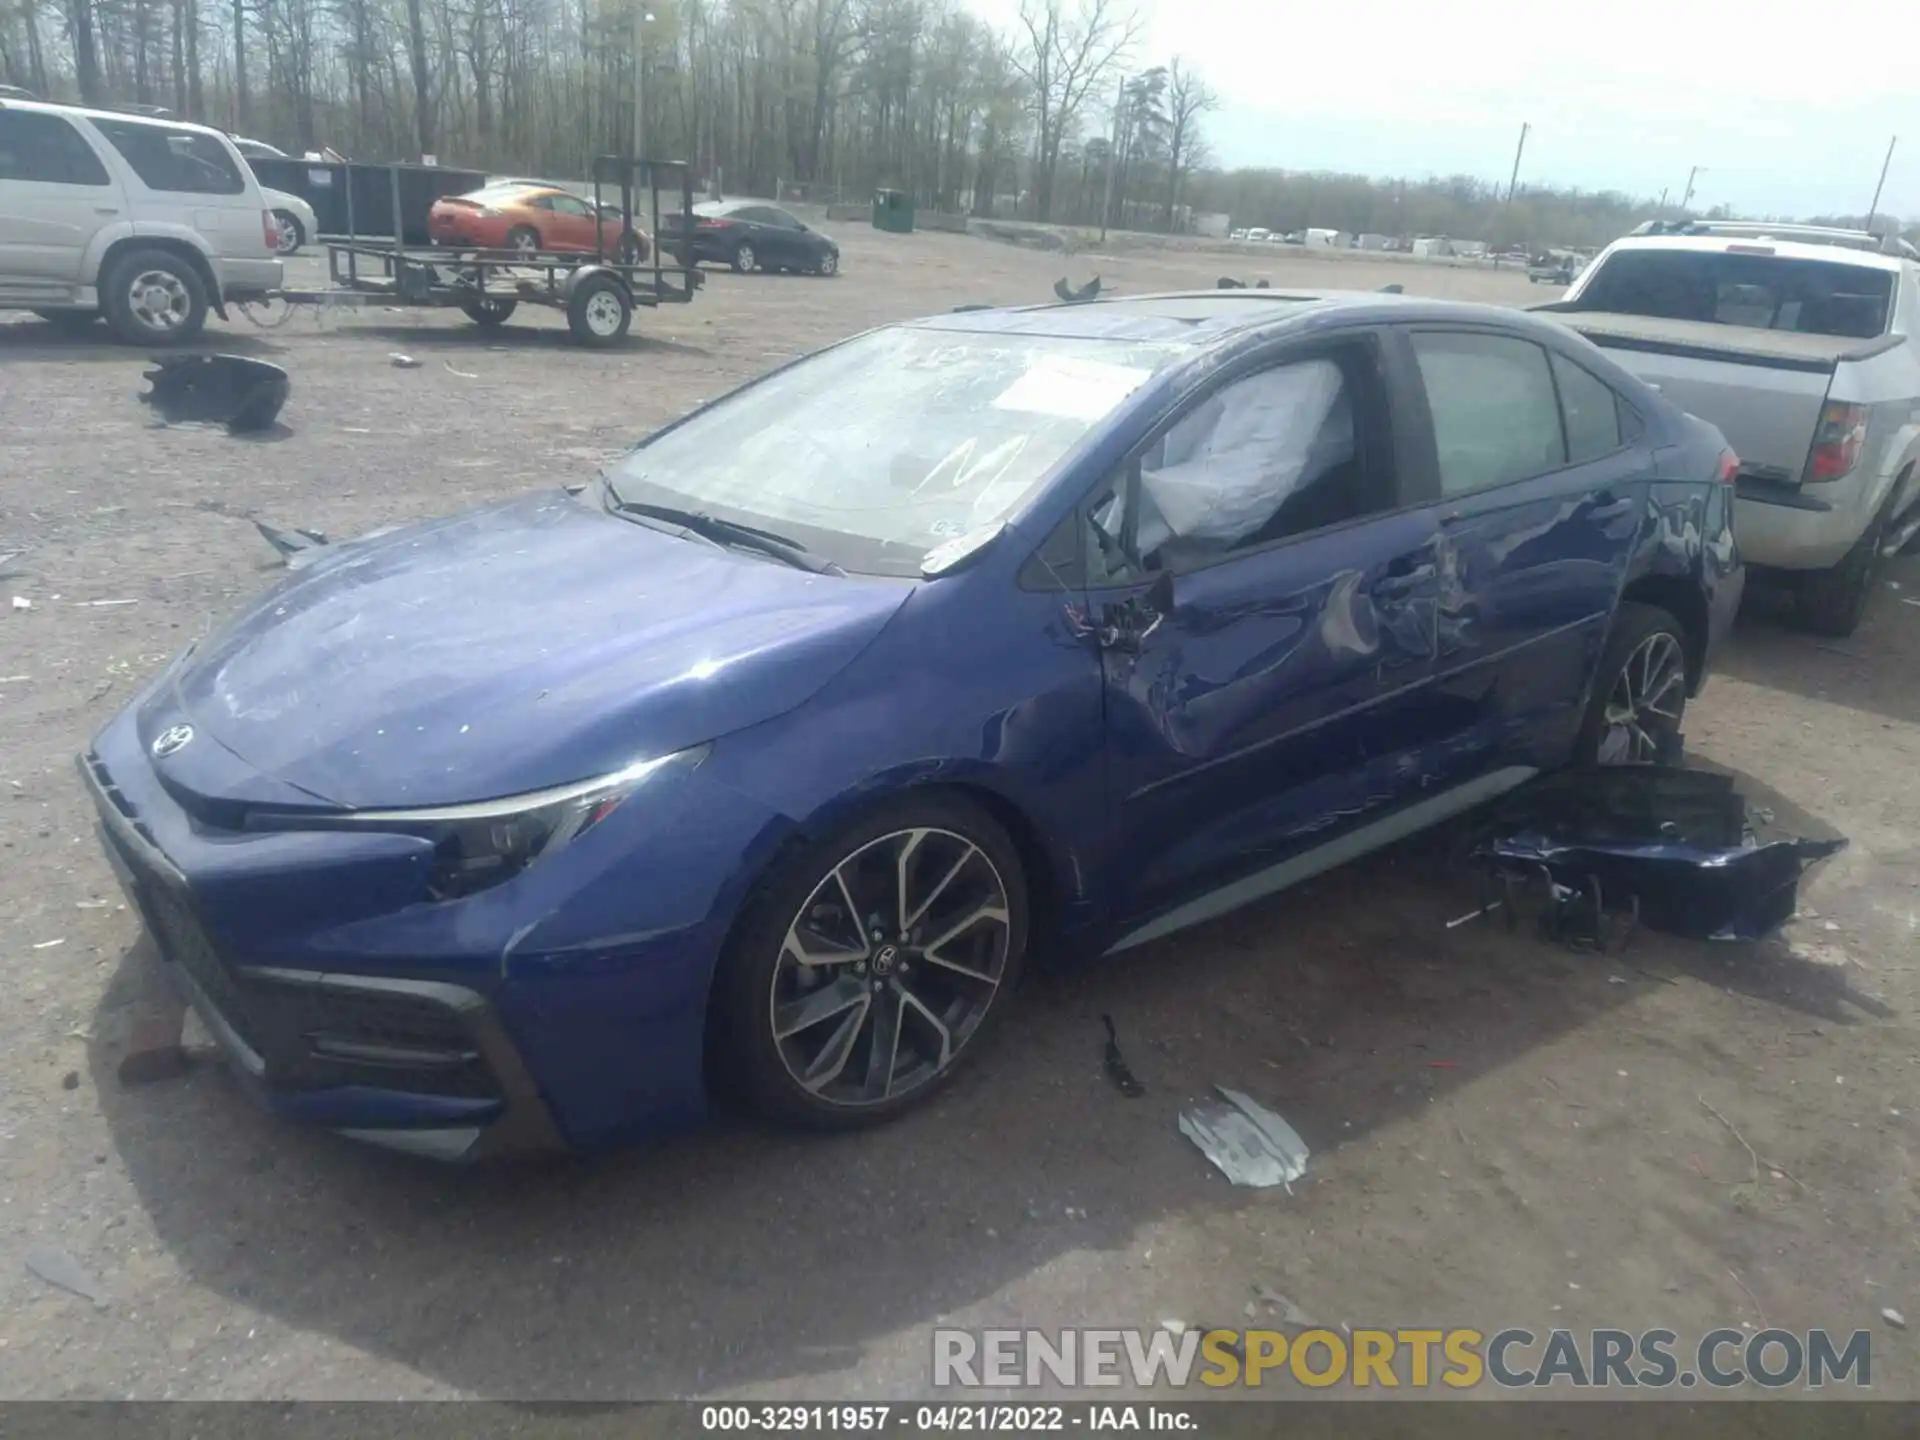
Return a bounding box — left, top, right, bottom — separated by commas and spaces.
1099, 507, 1448, 931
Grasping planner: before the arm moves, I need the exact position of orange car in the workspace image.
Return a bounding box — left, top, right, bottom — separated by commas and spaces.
428, 182, 650, 262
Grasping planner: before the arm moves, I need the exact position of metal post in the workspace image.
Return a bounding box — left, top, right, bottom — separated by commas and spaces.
1867, 135, 1897, 230
1505, 121, 1529, 203
1681, 165, 1703, 211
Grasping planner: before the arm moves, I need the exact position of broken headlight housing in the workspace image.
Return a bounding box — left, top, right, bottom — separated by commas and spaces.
252, 745, 708, 901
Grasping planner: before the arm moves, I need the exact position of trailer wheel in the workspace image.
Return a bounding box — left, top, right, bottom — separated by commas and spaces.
459, 297, 519, 328
567, 275, 632, 346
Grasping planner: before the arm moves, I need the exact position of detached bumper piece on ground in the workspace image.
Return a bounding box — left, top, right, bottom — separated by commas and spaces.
140, 354, 290, 434
1468, 767, 1846, 947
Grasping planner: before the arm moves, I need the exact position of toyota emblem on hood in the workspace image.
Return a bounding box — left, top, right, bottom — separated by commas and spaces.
150, 724, 195, 759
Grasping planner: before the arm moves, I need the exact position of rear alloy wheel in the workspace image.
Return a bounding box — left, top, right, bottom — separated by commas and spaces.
101, 249, 208, 345
504, 225, 542, 256
731, 241, 758, 274
716, 794, 1028, 1128
1575, 603, 1690, 766
565, 274, 632, 346
271, 209, 305, 256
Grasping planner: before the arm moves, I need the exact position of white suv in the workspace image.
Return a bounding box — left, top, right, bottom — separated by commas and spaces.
0, 97, 282, 344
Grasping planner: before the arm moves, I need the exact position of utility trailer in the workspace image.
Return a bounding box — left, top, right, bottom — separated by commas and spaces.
275, 155, 702, 346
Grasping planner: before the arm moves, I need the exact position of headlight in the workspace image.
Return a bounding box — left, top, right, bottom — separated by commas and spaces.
249, 745, 707, 900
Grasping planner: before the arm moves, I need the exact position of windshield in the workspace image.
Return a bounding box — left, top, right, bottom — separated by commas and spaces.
1576, 250, 1893, 338
606, 325, 1191, 576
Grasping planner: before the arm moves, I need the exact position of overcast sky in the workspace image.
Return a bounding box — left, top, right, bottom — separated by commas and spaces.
961, 0, 1912, 220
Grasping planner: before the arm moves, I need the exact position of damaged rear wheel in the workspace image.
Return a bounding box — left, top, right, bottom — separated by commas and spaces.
1575, 603, 1689, 766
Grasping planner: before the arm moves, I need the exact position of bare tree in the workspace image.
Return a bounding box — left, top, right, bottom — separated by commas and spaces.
1010, 0, 1138, 221
404, 0, 431, 154
1162, 56, 1215, 229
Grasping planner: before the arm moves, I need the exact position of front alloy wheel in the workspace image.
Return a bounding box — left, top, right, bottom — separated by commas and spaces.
1595, 630, 1686, 764
718, 796, 1028, 1127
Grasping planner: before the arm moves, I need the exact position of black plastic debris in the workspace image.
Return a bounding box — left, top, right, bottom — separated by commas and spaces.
1101, 1014, 1145, 1098
140, 354, 289, 434
1053, 275, 1103, 303
1378, 283, 1404, 294
254, 519, 330, 568
1470, 767, 1845, 944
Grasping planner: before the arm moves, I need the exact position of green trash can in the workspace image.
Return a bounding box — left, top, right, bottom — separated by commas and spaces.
872, 188, 915, 234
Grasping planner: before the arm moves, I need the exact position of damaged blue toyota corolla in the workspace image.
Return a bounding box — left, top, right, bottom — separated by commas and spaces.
81, 291, 1743, 1158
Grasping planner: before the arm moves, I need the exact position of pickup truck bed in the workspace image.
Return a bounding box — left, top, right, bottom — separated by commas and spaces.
1537, 306, 1900, 371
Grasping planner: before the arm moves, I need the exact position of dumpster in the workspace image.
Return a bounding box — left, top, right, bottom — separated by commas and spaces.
872, 188, 915, 234
248, 159, 487, 244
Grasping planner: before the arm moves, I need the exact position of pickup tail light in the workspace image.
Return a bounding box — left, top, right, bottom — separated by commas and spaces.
1805, 401, 1869, 483
261, 209, 279, 250
1717, 448, 1739, 485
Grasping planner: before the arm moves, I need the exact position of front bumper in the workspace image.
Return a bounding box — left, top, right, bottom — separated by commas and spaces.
76, 699, 792, 1158
80, 747, 564, 1160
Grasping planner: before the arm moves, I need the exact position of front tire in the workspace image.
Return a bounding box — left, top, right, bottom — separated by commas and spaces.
100, 249, 209, 345
731, 241, 758, 274
713, 792, 1029, 1129
816, 250, 840, 277
1574, 602, 1690, 765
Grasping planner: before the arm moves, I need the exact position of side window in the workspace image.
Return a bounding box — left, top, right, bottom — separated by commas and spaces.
550, 195, 592, 217
0, 112, 111, 186
1551, 352, 1624, 463
1094, 352, 1380, 575
1411, 331, 1565, 496
770, 209, 803, 230
91, 119, 244, 195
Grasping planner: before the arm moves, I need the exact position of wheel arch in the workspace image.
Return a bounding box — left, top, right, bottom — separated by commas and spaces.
1618, 573, 1707, 691
98, 236, 226, 320
699, 772, 1071, 1025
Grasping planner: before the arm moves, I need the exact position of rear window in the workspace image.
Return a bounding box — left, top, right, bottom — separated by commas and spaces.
1577, 249, 1892, 339
0, 110, 110, 185
91, 118, 245, 195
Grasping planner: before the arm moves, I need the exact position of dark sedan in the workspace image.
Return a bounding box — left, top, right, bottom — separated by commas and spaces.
665, 200, 840, 275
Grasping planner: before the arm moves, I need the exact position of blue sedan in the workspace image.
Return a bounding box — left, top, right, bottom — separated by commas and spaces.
81, 290, 1743, 1158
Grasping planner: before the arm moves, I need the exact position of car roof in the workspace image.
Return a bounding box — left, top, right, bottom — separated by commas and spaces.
909, 289, 1571, 346
0, 95, 231, 140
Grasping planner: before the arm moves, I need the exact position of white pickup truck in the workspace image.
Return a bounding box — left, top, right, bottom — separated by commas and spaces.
1538, 221, 1920, 635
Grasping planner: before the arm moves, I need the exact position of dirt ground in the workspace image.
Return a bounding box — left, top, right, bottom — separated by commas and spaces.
2, 223, 1918, 1404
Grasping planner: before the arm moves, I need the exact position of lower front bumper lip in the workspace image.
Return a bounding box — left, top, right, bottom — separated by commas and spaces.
78, 751, 570, 1161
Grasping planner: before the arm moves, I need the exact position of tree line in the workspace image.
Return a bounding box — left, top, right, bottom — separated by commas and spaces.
3, 0, 1893, 249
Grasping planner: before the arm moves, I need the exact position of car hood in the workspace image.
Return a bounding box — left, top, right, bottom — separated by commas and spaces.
144, 494, 911, 809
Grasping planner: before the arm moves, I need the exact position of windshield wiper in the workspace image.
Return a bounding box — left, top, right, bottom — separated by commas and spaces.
601, 484, 843, 576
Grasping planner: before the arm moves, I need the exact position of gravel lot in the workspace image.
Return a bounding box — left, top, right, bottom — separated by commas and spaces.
2, 222, 1918, 1402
